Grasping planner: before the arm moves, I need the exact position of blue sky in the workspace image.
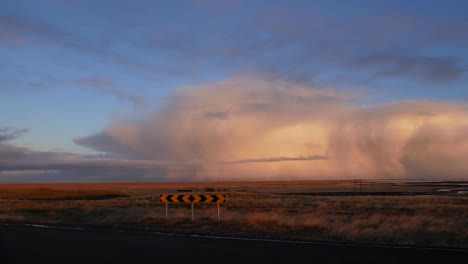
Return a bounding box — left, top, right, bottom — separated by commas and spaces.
1, 0, 468, 182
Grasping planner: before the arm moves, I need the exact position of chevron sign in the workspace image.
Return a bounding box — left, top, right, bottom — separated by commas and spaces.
160, 194, 226, 203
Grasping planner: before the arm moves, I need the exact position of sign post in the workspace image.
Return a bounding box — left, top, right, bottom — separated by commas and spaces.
165, 203, 168, 224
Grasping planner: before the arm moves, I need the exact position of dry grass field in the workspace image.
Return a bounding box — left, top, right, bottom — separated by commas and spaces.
0, 188, 130, 200
0, 180, 467, 248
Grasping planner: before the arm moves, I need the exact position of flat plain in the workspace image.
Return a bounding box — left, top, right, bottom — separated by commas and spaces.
0, 180, 467, 248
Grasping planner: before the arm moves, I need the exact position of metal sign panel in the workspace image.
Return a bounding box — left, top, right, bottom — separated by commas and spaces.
160, 194, 226, 203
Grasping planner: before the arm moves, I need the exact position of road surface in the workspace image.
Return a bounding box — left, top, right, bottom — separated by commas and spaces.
0, 224, 466, 263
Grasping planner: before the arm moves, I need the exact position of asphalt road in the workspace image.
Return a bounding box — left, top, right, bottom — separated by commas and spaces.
0, 224, 466, 264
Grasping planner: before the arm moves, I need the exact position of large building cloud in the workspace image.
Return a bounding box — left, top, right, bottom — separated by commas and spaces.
73, 78, 468, 181
2, 79, 467, 182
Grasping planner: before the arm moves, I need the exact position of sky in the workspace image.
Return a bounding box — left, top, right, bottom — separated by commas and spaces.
1, 0, 468, 182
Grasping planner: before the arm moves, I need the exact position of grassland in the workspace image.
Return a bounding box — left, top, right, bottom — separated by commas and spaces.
0, 181, 467, 248
0, 188, 130, 200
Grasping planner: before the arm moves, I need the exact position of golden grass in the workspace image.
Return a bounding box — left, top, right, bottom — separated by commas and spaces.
220, 193, 468, 246
0, 182, 467, 248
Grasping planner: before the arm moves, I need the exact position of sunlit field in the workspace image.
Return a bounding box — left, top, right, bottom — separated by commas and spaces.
0, 180, 467, 248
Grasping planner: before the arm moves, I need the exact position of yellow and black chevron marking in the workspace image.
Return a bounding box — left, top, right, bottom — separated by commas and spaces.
160, 194, 226, 203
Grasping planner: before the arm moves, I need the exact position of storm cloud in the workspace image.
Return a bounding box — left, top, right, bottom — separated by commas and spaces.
0, 127, 29, 142
73, 78, 468, 181
2, 78, 468, 182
